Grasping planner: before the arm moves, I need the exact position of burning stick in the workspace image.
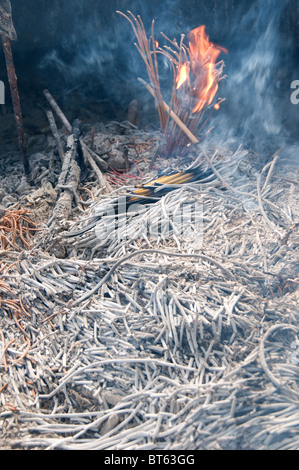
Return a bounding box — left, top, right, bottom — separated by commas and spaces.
0, 1, 29, 174
138, 78, 230, 189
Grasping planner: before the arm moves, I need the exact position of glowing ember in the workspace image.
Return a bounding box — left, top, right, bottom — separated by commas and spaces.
176, 25, 227, 113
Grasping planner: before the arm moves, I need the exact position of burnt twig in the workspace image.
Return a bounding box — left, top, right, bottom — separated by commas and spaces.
2, 37, 28, 172
46, 109, 65, 163
43, 89, 72, 134
48, 120, 81, 231
80, 139, 112, 193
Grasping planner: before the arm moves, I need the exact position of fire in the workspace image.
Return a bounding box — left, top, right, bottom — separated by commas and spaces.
117, 11, 228, 156
176, 25, 227, 113
176, 63, 189, 89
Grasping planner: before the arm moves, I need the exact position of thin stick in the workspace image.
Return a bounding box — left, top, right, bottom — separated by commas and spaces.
199, 147, 230, 188
138, 80, 231, 190
80, 140, 112, 193
43, 89, 72, 134
257, 173, 276, 231
72, 248, 235, 306
1, 36, 29, 174
0, 382, 8, 393
138, 78, 199, 144
273, 176, 299, 185
259, 324, 299, 397
12, 336, 31, 365
1, 337, 16, 371
0, 328, 9, 372
46, 110, 65, 163
261, 148, 282, 194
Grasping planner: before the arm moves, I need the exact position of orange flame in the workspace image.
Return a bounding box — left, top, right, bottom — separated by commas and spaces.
176, 63, 189, 89
176, 25, 227, 113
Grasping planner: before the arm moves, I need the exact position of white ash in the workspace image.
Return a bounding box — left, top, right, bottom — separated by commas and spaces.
0, 124, 298, 450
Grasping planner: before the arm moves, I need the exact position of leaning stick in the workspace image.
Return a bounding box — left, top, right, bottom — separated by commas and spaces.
46, 110, 65, 163
48, 119, 81, 230
261, 147, 283, 194
139, 78, 230, 188
43, 88, 111, 191
138, 77, 199, 144
80, 140, 112, 193
43, 89, 72, 134
1, 36, 29, 174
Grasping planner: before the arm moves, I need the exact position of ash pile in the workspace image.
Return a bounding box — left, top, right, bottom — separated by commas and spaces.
0, 103, 298, 450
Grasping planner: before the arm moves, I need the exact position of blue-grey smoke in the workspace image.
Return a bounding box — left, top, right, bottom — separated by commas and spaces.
39, 0, 297, 155
207, 0, 291, 154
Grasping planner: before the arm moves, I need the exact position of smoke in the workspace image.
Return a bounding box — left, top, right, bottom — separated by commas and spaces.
206, 0, 292, 154
39, 0, 183, 103
38, 0, 297, 156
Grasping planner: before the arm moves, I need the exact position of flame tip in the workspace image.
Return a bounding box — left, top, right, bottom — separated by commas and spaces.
174, 24, 226, 114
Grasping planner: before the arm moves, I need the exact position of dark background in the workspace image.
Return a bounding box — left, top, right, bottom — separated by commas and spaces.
6, 0, 299, 52
0, 0, 298, 155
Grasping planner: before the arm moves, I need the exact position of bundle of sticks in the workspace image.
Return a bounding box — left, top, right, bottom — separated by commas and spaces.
117, 11, 227, 157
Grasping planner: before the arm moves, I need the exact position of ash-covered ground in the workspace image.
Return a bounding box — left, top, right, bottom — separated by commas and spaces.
0, 93, 298, 449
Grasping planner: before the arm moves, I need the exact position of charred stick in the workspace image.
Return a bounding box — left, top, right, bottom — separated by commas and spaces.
80, 140, 112, 193
90, 127, 95, 151
46, 109, 65, 163
1, 36, 29, 174
43, 88, 109, 189
80, 141, 108, 172
48, 120, 81, 229
123, 145, 130, 172
150, 143, 165, 167
127, 99, 139, 126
